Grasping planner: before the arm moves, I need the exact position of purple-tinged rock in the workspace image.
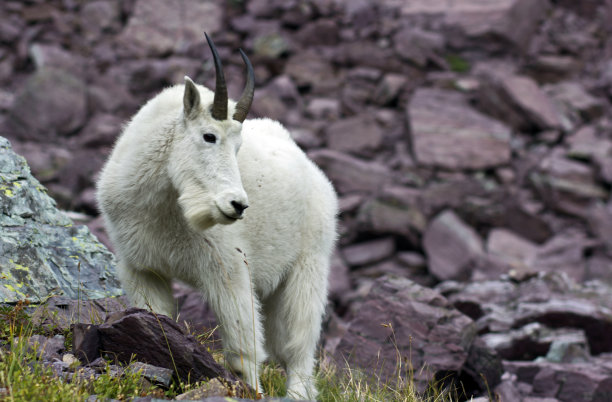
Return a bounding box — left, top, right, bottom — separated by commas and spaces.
309, 149, 392, 194
487, 228, 539, 275
6, 68, 87, 141
478, 73, 566, 131
399, 0, 550, 52
423, 210, 485, 281
529, 150, 607, 217
505, 360, 612, 402
330, 275, 481, 392
356, 186, 426, 240
546, 81, 605, 123
341, 237, 396, 267
75, 307, 246, 390
118, 0, 222, 58
409, 88, 511, 170
325, 115, 384, 157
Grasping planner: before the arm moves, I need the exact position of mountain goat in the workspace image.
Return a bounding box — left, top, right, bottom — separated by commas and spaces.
96, 34, 337, 398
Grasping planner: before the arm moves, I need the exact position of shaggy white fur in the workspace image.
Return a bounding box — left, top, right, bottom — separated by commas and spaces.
97, 79, 337, 399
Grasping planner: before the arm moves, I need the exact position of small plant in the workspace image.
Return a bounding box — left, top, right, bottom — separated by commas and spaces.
445, 54, 471, 73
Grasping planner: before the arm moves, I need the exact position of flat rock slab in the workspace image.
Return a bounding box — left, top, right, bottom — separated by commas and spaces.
330, 275, 481, 391
478, 73, 565, 131
309, 149, 392, 194
0, 137, 122, 303
408, 88, 511, 170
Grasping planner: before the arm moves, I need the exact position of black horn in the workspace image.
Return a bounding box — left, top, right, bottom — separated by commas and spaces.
233, 49, 255, 123
205, 33, 228, 120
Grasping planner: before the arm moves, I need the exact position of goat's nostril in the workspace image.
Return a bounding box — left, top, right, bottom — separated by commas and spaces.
231, 200, 248, 215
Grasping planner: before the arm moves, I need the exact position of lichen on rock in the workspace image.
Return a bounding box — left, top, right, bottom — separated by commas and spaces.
0, 136, 122, 303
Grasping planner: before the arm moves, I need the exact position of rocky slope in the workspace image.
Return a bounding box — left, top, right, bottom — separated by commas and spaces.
1, 0, 612, 400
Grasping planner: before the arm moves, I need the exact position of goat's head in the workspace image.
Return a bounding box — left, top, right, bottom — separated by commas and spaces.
170, 33, 254, 231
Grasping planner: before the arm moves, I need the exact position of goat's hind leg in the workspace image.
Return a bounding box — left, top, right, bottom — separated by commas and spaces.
117, 261, 176, 318
263, 255, 329, 399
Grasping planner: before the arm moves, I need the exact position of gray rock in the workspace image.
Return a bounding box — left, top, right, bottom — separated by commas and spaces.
127, 362, 174, 388
423, 210, 485, 281
6, 68, 88, 141
409, 88, 511, 170
175, 378, 230, 399
0, 137, 122, 303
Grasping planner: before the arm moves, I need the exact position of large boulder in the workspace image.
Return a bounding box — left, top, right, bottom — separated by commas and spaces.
0, 137, 122, 303
328, 276, 500, 393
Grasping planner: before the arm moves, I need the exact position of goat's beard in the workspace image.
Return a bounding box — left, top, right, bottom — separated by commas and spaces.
178, 184, 217, 231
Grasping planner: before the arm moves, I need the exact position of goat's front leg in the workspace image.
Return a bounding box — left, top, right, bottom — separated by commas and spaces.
117, 261, 176, 318
199, 263, 266, 393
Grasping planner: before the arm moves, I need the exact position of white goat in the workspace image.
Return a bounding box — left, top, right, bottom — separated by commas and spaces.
96, 34, 337, 398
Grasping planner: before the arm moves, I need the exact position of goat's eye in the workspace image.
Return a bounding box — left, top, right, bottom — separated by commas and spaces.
203, 133, 217, 144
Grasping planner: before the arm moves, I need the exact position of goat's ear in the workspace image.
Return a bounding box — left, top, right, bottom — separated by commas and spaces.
183, 76, 200, 119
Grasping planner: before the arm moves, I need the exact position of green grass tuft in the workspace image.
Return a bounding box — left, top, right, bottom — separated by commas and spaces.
445, 54, 471, 73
